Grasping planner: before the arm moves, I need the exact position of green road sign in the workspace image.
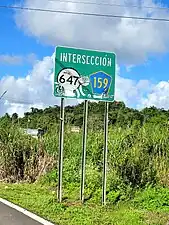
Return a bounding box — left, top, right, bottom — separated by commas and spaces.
54, 46, 116, 102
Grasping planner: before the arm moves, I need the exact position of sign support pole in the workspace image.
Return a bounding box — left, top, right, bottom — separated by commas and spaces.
80, 100, 88, 203
57, 97, 65, 203
102, 101, 109, 205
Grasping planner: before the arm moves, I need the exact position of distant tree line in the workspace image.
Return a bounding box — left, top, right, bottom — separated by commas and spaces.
0, 101, 169, 130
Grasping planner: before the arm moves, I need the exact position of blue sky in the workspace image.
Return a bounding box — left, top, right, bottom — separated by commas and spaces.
0, 0, 169, 81
1, 0, 169, 115
0, 0, 168, 81
0, 0, 54, 78
120, 54, 169, 82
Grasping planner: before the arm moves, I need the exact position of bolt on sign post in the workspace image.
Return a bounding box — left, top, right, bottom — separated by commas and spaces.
54, 46, 116, 204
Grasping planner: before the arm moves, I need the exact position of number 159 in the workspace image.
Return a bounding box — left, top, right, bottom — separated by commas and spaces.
94, 77, 109, 88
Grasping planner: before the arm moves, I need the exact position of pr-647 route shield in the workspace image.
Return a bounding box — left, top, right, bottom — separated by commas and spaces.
54, 46, 116, 102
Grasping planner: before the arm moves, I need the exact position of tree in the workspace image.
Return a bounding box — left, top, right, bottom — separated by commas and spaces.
12, 113, 18, 120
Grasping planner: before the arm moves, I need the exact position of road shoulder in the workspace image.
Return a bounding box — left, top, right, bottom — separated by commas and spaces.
0, 198, 55, 225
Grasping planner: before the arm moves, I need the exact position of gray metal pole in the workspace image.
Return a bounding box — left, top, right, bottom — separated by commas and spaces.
57, 97, 65, 203
80, 100, 88, 203
102, 101, 109, 205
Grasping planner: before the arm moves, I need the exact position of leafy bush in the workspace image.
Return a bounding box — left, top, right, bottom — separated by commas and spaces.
133, 187, 169, 211
1, 116, 169, 204
0, 126, 55, 182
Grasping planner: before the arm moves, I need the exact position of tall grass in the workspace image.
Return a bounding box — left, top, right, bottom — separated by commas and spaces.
1, 123, 169, 200
0, 126, 55, 182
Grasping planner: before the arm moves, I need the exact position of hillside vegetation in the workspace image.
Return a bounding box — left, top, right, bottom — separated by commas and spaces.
1, 102, 169, 224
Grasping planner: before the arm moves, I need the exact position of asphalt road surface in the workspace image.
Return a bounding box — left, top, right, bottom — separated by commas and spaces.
0, 202, 43, 225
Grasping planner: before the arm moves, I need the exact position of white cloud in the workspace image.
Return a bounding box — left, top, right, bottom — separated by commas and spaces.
126, 64, 135, 72
115, 76, 153, 108
140, 81, 169, 109
0, 54, 79, 117
1, 0, 169, 116
1, 52, 169, 116
0, 52, 160, 117
0, 54, 37, 65
15, 0, 169, 65
0, 55, 23, 65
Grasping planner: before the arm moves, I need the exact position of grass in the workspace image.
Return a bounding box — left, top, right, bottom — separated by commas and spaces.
1, 183, 169, 225
1, 124, 169, 224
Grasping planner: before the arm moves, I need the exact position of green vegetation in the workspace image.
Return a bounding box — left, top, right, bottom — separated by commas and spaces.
1, 183, 169, 225
1, 102, 169, 224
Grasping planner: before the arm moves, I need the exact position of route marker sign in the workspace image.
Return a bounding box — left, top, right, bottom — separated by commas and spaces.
54, 46, 116, 102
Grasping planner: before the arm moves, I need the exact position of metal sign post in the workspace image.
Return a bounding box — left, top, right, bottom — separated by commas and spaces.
102, 101, 109, 205
57, 97, 65, 203
80, 100, 88, 203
